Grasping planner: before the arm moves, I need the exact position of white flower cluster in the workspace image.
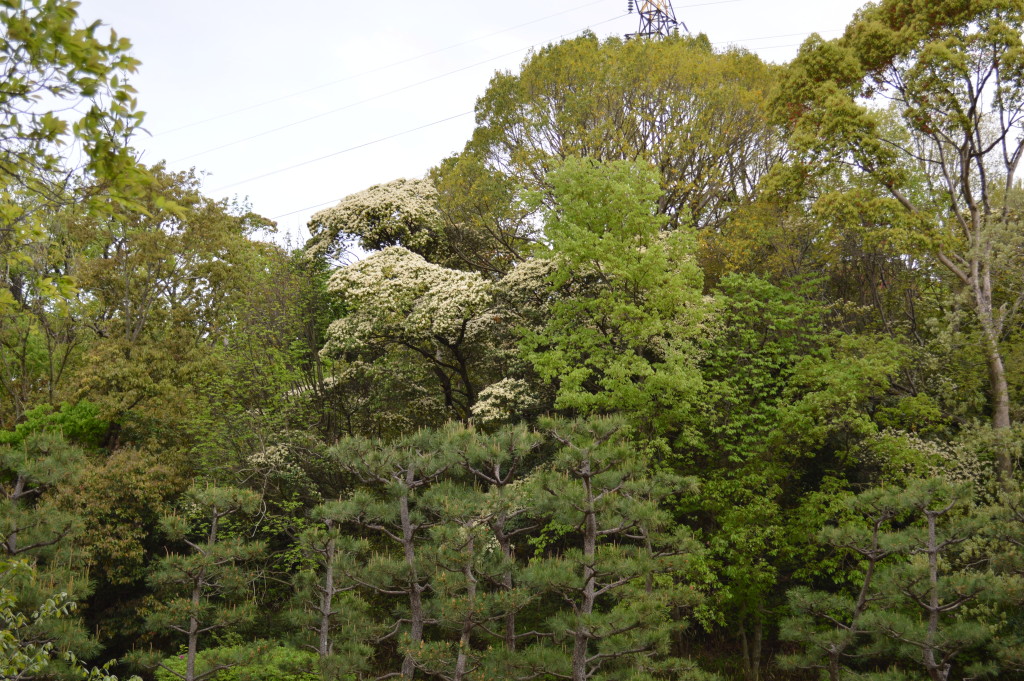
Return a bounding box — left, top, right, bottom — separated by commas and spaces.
323, 246, 493, 355
307, 178, 441, 259
471, 378, 538, 424
247, 445, 303, 477
869, 429, 991, 487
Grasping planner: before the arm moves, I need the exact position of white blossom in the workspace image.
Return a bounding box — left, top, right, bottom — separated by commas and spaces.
307, 178, 441, 260
471, 378, 538, 424
322, 246, 493, 356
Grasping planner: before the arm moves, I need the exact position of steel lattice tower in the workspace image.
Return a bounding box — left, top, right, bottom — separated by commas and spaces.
626, 0, 688, 39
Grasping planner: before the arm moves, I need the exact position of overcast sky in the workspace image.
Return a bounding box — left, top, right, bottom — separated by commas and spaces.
76, 0, 868, 246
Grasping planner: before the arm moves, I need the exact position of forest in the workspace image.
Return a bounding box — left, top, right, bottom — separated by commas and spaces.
3, 1, 1024, 680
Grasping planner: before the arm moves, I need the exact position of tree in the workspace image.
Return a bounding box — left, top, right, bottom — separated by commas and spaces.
1, 432, 85, 558
319, 246, 498, 424
777, 0, 1024, 475
780, 486, 902, 681
293, 505, 372, 680
784, 478, 1009, 681
321, 429, 456, 680
1, 558, 136, 681
524, 157, 706, 439
0, 0, 149, 382
467, 32, 783, 232
307, 178, 448, 267
516, 417, 703, 681
142, 485, 264, 681
72, 166, 272, 449
0, 433, 103, 672
862, 480, 999, 681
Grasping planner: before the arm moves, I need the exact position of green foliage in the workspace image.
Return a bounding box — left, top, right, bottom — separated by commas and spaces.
782, 478, 1014, 680
469, 32, 782, 231
153, 643, 320, 681
10, 2, 1024, 680
0, 402, 107, 448
524, 157, 705, 437
1, 560, 136, 681
515, 417, 704, 681
141, 485, 265, 681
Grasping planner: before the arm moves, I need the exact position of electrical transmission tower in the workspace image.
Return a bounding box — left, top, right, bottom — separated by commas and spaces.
626, 0, 688, 39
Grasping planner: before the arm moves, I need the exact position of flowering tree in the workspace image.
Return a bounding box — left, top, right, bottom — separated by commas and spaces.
321, 247, 497, 423
307, 178, 446, 265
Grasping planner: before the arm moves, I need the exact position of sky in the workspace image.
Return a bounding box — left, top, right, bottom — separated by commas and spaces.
75, 0, 869, 246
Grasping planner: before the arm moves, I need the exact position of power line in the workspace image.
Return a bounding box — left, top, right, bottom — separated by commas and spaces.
154, 0, 612, 138
254, 12, 842, 223
209, 110, 475, 194
710, 28, 841, 45
171, 17, 625, 165
155, 0, 749, 140
207, 13, 629, 195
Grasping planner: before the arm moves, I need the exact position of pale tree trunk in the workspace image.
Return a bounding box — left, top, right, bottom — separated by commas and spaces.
493, 525, 517, 651
571, 459, 596, 681
453, 533, 476, 681
318, 534, 337, 658
921, 509, 950, 681
186, 582, 201, 681
400, 470, 424, 681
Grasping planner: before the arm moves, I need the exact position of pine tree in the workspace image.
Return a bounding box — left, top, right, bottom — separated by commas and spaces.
142, 485, 264, 681
514, 417, 703, 681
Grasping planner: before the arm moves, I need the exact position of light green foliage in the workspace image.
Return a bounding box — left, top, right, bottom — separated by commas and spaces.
524, 157, 705, 436
0, 0, 147, 306
154, 643, 320, 681
63, 166, 274, 454
776, 332, 907, 453
0, 401, 107, 448
696, 274, 827, 464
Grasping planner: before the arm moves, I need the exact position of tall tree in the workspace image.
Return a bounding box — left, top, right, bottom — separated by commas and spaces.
524, 157, 706, 440
467, 32, 783, 232
777, 0, 1024, 475
516, 417, 703, 681
322, 429, 455, 680
142, 485, 264, 681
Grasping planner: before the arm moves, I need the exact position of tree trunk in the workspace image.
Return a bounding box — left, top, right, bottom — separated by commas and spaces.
318, 535, 337, 658
187, 582, 201, 681
972, 274, 1013, 478
739, 618, 761, 681
922, 510, 950, 681
400, 473, 423, 681
453, 533, 476, 681
493, 521, 517, 652
572, 460, 596, 681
